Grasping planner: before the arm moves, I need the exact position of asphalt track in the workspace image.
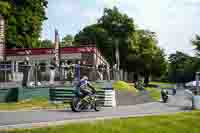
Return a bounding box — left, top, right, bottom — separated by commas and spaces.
0, 90, 192, 130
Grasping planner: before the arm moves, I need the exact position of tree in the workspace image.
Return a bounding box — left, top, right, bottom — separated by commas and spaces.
38, 40, 53, 48
150, 48, 167, 81
61, 35, 74, 47
98, 7, 135, 68
2, 0, 48, 48
126, 29, 167, 85
75, 7, 167, 83
75, 7, 136, 66
74, 24, 114, 63
168, 51, 198, 83
0, 1, 11, 16
192, 34, 200, 56
98, 7, 135, 39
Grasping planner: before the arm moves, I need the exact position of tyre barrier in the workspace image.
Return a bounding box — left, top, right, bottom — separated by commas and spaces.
49, 86, 116, 107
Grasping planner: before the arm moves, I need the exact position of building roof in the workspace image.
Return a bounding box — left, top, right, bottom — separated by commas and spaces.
5, 47, 97, 56
5, 46, 110, 65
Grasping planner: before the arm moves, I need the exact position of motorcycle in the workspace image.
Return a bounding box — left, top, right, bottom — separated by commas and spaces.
70, 90, 102, 112
161, 89, 168, 103
162, 94, 168, 103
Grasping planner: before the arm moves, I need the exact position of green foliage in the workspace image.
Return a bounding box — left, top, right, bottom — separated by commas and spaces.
0, 1, 11, 16
2, 0, 48, 48
4, 111, 200, 133
61, 35, 74, 47
127, 30, 167, 84
75, 24, 113, 63
98, 7, 135, 38
112, 80, 138, 93
75, 7, 167, 82
38, 39, 53, 48
98, 7, 135, 67
192, 34, 200, 56
145, 87, 161, 101
149, 81, 175, 88
168, 51, 199, 83
75, 7, 135, 65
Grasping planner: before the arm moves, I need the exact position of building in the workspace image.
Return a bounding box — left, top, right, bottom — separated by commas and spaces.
3, 46, 110, 82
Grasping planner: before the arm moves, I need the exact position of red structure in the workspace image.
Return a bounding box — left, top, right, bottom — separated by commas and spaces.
5, 46, 109, 66
3, 46, 110, 82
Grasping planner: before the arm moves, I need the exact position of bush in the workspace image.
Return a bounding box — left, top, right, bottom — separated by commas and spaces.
112, 81, 138, 93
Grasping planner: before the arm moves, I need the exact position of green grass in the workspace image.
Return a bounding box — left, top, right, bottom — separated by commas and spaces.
0, 97, 67, 111
150, 81, 174, 85
145, 87, 161, 101
112, 81, 138, 93
4, 111, 200, 133
149, 81, 175, 89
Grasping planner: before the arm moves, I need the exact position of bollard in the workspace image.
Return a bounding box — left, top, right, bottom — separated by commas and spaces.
192, 96, 200, 109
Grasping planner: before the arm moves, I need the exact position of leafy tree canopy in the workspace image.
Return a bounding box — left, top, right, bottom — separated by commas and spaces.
61, 34, 74, 47
1, 0, 48, 48
75, 7, 167, 84
0, 1, 11, 16
192, 34, 200, 56
168, 51, 199, 83
38, 39, 53, 48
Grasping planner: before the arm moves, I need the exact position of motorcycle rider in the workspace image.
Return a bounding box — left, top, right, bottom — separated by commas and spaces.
75, 76, 96, 103
161, 88, 168, 102
172, 85, 177, 95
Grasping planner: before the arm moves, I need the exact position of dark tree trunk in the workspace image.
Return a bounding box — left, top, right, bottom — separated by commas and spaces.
133, 73, 138, 82
144, 73, 150, 86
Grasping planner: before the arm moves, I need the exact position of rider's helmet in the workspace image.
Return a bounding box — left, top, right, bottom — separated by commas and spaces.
82, 76, 88, 81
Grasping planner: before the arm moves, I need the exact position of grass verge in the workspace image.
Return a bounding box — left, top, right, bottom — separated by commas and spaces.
3, 111, 200, 133
112, 81, 138, 93
149, 81, 175, 89
145, 87, 161, 101
150, 81, 174, 85
0, 97, 67, 111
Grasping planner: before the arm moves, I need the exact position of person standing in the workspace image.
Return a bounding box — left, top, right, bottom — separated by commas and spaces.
73, 60, 81, 85
96, 65, 103, 81
172, 85, 177, 95
105, 65, 110, 80
75, 60, 81, 80
113, 64, 117, 80
49, 58, 57, 85
66, 60, 74, 83
22, 57, 31, 87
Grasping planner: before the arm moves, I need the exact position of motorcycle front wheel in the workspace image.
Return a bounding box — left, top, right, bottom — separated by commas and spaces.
163, 96, 168, 103
94, 100, 102, 112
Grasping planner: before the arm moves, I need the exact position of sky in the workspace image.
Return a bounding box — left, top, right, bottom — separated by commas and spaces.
42, 0, 200, 56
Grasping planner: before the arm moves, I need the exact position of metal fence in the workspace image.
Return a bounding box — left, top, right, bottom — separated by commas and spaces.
49, 86, 116, 107
0, 63, 127, 88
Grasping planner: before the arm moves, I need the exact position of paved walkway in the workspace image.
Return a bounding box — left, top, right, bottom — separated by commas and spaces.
0, 90, 192, 130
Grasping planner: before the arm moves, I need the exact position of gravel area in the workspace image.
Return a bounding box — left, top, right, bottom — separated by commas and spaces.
116, 90, 153, 106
